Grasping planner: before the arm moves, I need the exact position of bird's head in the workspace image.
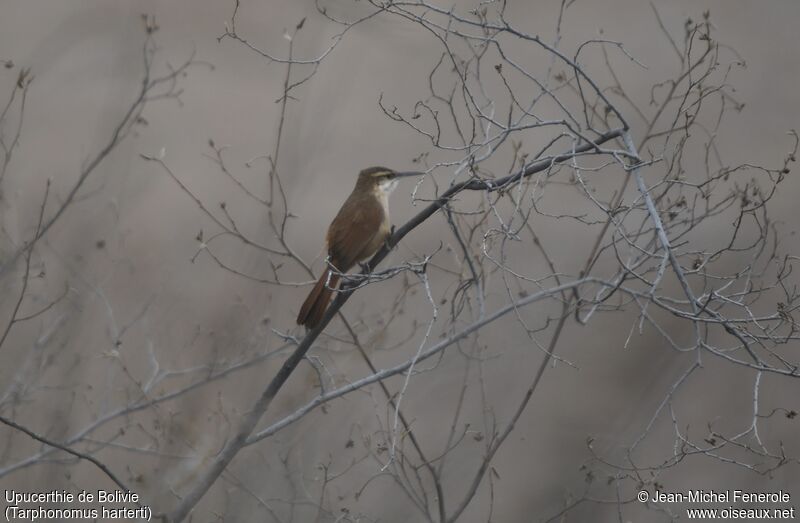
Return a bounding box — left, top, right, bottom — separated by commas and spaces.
357, 166, 422, 195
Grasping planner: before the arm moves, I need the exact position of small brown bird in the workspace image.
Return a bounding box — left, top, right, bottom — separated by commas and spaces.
296, 166, 421, 329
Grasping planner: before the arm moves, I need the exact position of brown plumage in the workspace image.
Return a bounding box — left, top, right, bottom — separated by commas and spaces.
297, 167, 400, 329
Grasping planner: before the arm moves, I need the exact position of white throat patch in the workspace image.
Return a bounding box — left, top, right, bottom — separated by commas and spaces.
378, 178, 399, 194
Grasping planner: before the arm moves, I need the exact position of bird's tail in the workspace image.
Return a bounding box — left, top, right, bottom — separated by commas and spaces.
296, 269, 340, 329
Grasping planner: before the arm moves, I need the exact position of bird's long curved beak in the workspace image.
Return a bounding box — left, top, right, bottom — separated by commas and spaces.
394, 171, 425, 178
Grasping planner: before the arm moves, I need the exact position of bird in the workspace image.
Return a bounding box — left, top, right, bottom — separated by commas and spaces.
296, 166, 421, 329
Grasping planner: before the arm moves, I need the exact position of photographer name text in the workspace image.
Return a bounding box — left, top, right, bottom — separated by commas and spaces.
652, 489, 791, 504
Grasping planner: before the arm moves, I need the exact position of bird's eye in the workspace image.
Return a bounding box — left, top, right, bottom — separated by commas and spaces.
384, 172, 396, 179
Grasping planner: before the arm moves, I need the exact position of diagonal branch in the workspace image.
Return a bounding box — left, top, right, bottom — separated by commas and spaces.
0, 415, 134, 496
0, 34, 195, 280
162, 127, 625, 522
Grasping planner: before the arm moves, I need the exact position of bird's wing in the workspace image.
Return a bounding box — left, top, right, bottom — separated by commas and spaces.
326, 197, 385, 271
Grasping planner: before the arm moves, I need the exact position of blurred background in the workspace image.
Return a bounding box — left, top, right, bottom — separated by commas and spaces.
0, 1, 798, 521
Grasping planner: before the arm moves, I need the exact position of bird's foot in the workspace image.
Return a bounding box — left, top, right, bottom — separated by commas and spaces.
384, 225, 396, 251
